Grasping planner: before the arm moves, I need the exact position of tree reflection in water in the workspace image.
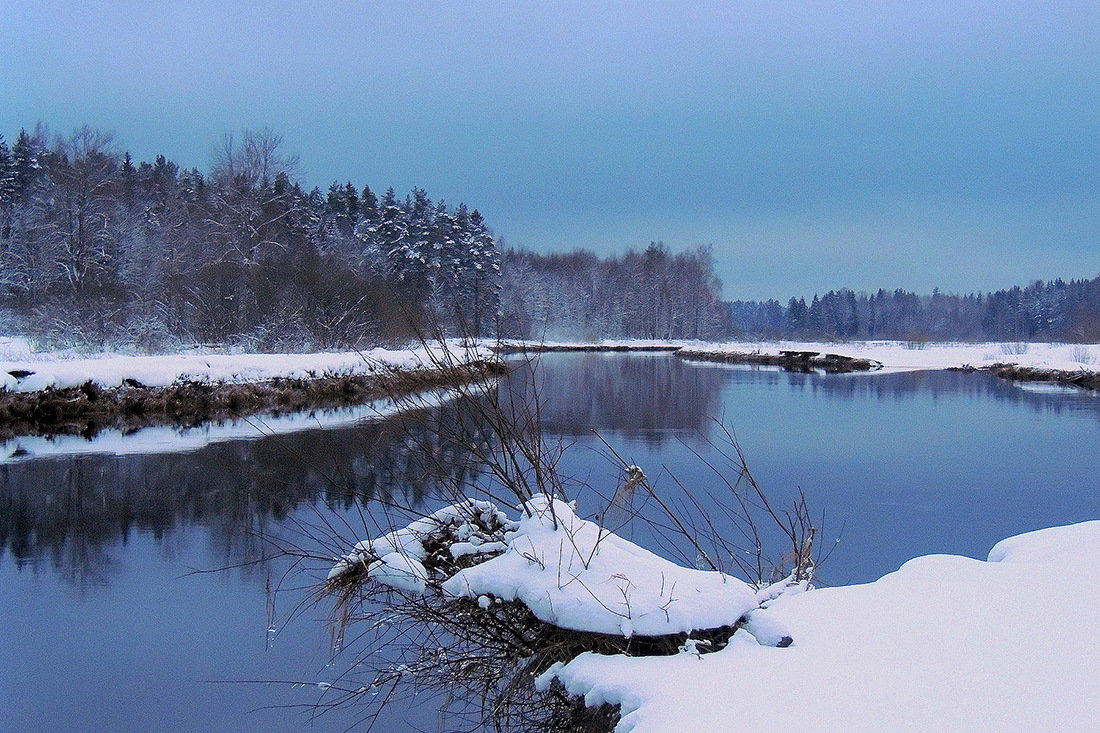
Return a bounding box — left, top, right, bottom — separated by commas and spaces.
2, 354, 1097, 588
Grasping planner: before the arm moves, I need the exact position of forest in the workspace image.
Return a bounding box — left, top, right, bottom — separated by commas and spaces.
500, 244, 731, 340
2, 123, 1099, 349
0, 125, 500, 349
729, 277, 1100, 343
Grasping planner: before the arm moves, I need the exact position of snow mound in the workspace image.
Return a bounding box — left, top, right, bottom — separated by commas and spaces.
441, 495, 758, 637
327, 499, 517, 591
331, 495, 758, 637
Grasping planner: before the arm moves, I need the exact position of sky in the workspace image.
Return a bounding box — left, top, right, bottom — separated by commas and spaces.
3, 1, 1099, 300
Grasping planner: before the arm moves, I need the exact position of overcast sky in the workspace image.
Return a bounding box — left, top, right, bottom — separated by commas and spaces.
3, 1, 1099, 299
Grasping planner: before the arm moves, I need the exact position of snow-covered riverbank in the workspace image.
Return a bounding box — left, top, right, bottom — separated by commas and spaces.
335, 494, 1100, 733
544, 519, 1100, 732
697, 339, 1100, 373
0, 337, 504, 443
6, 337, 1095, 392
499, 338, 1100, 373
0, 336, 493, 392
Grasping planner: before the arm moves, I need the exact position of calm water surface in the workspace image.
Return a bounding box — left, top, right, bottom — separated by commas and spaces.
3, 354, 1099, 731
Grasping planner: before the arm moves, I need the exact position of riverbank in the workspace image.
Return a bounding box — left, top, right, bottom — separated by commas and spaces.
494, 339, 683, 353
541, 519, 1100, 733
0, 342, 505, 440
496, 339, 1100, 388
332, 495, 1100, 733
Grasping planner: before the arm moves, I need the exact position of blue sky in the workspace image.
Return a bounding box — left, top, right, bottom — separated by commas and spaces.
3, 1, 1098, 299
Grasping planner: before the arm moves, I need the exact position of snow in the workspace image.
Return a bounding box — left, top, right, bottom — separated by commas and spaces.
499, 338, 1100, 373
0, 340, 493, 393
542, 520, 1100, 733
0, 387, 459, 463
681, 339, 1100, 373
332, 495, 758, 637
370, 553, 429, 595
327, 499, 516, 591
440, 495, 758, 637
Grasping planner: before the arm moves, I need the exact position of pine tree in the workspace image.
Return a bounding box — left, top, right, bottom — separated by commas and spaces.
360, 185, 378, 223
343, 181, 359, 233
0, 134, 15, 205
11, 129, 41, 199
467, 209, 501, 337
379, 187, 412, 287
325, 181, 346, 237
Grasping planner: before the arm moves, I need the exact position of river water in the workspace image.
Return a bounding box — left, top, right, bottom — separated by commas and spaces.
2, 353, 1099, 731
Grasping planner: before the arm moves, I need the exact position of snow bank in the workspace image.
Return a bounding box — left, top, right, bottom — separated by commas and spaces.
0, 341, 493, 393
0, 387, 457, 464
496, 338, 1099, 373
684, 339, 1100, 374
544, 520, 1100, 733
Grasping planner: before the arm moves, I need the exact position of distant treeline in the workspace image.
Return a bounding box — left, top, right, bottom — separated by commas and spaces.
500, 243, 732, 340
0, 124, 500, 349
730, 277, 1100, 342
3, 125, 1098, 350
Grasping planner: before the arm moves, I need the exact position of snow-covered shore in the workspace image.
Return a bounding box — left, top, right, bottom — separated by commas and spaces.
333, 496, 1100, 732
0, 387, 456, 463
499, 338, 1100, 373
5, 337, 1095, 393
544, 520, 1100, 732
0, 337, 493, 393
698, 339, 1100, 373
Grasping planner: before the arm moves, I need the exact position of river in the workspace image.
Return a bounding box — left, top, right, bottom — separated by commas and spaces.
2, 353, 1099, 731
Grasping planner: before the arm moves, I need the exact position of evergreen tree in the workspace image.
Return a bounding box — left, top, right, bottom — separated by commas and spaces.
0, 134, 15, 205
360, 184, 378, 223
343, 181, 359, 232
467, 209, 501, 337
11, 129, 41, 199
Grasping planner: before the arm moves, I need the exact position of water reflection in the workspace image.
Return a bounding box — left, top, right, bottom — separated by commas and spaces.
3, 356, 1098, 584
512, 354, 727, 441
2, 354, 1099, 732
0, 402, 493, 584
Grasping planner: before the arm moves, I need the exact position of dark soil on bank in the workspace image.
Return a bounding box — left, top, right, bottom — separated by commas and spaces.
0, 359, 509, 441
955, 363, 1100, 391
494, 343, 682, 354
675, 348, 882, 373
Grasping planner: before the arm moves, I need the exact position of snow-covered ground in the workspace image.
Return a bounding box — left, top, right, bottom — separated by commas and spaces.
5, 337, 1093, 394
337, 497, 1100, 732
500, 337, 1100, 373
0, 337, 493, 393
0, 387, 457, 463
542, 520, 1100, 733
698, 339, 1100, 373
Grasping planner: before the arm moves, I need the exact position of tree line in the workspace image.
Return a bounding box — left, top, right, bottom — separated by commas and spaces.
730, 277, 1100, 342
499, 243, 732, 340
0, 124, 500, 349
3, 124, 1097, 350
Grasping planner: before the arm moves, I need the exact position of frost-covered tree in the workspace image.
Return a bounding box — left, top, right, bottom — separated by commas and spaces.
464, 208, 501, 337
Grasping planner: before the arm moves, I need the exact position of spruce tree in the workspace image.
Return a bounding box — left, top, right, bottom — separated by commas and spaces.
0, 134, 15, 205
11, 129, 41, 199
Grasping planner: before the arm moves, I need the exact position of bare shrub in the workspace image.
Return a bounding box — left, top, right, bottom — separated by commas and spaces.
270, 330, 820, 731
1000, 341, 1030, 356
